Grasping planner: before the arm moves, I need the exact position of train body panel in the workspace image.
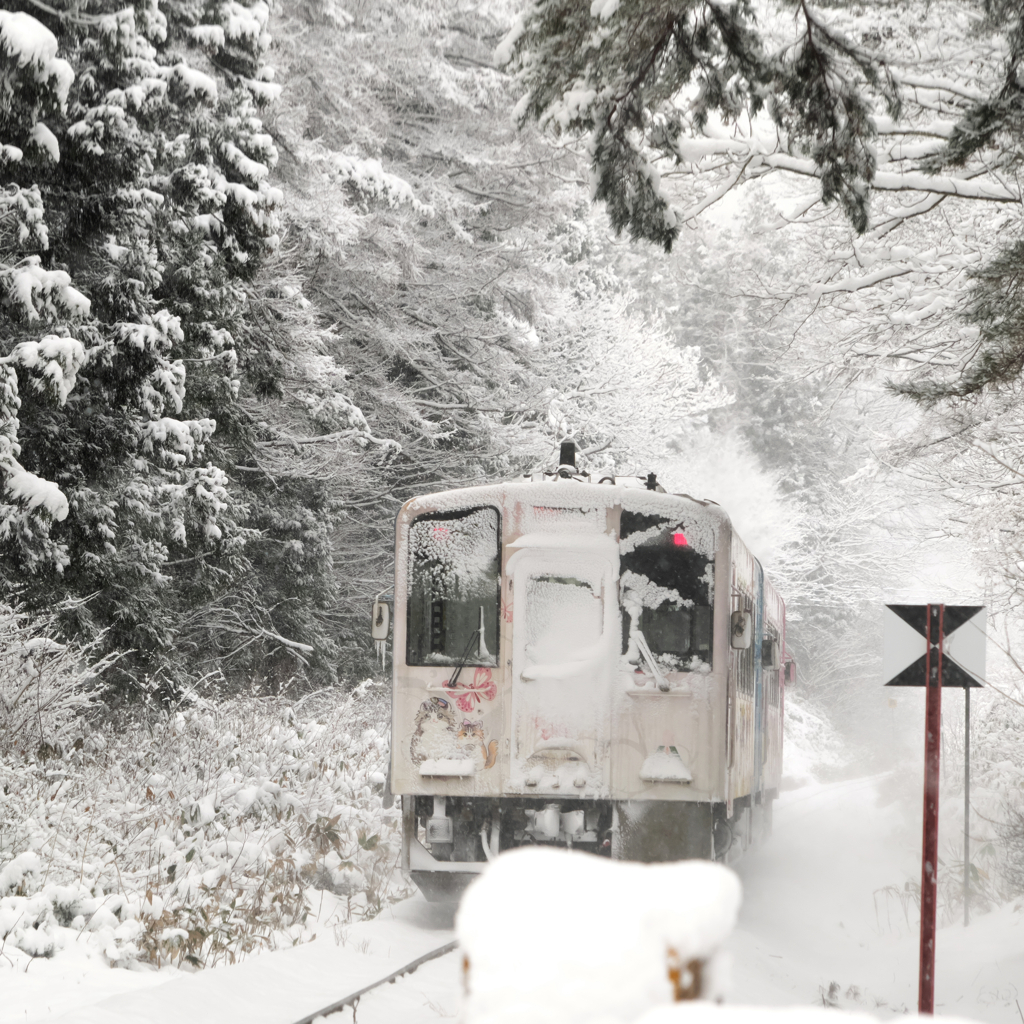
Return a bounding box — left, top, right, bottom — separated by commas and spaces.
762, 575, 786, 798
387, 474, 786, 898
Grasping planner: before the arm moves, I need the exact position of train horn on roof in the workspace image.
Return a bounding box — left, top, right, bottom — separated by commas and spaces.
558, 439, 577, 477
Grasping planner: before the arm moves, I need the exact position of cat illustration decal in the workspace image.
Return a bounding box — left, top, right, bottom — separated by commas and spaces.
457, 719, 498, 771
409, 697, 498, 773
410, 696, 459, 764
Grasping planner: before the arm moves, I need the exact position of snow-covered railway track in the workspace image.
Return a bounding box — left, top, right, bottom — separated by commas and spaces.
289, 940, 459, 1024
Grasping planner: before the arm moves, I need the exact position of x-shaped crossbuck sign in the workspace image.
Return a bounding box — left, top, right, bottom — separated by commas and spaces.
883, 604, 985, 688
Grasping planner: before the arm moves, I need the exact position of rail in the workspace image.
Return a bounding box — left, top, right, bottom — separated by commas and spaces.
289, 940, 459, 1024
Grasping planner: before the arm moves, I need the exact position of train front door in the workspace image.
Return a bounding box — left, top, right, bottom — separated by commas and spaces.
506, 538, 618, 794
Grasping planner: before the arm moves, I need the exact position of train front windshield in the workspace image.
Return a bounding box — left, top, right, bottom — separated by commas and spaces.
619, 510, 714, 670
403, 501, 713, 672
406, 506, 500, 667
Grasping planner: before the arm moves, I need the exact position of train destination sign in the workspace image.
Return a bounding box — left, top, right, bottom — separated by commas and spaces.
882, 604, 985, 687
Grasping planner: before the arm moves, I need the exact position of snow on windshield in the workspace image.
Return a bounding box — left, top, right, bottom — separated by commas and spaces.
620, 568, 691, 612
619, 511, 715, 673
407, 506, 500, 667
525, 575, 603, 666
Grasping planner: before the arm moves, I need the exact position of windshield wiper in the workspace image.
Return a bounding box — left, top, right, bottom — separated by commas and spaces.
445, 630, 479, 691
632, 628, 670, 692
445, 606, 489, 690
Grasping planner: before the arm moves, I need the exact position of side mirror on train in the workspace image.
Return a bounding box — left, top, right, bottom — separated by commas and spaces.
371, 600, 391, 641
762, 638, 780, 670
730, 610, 752, 649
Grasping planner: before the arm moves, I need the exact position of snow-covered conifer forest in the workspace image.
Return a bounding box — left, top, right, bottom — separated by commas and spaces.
2, 0, 1024, 1019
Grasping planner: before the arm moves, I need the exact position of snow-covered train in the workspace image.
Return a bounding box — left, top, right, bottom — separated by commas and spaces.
376, 444, 789, 900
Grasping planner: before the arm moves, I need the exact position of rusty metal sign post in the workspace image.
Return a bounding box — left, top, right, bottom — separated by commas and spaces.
883, 603, 985, 1014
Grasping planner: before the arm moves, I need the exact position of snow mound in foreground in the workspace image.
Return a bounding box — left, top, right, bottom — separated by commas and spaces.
455, 846, 983, 1024
635, 1006, 981, 1024
457, 847, 740, 1024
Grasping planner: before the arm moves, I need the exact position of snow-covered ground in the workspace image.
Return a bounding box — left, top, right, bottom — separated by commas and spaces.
730, 776, 1024, 1021
2, 890, 460, 1024
4, 764, 1022, 1023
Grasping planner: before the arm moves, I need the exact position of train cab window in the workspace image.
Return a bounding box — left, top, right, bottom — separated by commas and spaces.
406, 506, 500, 667
619, 510, 714, 669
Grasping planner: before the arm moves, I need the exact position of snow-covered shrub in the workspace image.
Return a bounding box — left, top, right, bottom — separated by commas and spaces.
998, 804, 1024, 897
781, 695, 845, 788
0, 680, 407, 968
946, 691, 1024, 907
0, 893, 61, 958
0, 604, 103, 760
0, 852, 61, 957
0, 849, 42, 895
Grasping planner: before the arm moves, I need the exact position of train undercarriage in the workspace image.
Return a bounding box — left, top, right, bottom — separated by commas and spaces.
402, 792, 776, 902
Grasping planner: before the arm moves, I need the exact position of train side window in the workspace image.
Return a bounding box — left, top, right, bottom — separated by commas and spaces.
733, 599, 755, 696
762, 630, 781, 706
406, 506, 500, 667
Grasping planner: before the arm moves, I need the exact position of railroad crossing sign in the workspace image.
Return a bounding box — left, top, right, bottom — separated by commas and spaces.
883, 604, 985, 687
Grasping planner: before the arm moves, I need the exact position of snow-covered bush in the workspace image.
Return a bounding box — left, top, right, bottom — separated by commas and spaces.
0, 604, 103, 760
0, 680, 407, 969
781, 695, 845, 789
942, 690, 1024, 910
0, 858, 61, 959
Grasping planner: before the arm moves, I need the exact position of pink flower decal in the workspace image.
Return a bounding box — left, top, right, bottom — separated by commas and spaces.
455, 667, 497, 713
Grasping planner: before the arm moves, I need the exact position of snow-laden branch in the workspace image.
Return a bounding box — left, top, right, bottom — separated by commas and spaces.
973, 442, 1024, 482
890, 72, 988, 103
762, 153, 1019, 202
807, 264, 916, 297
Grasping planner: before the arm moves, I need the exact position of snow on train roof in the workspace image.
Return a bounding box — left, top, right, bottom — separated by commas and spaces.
403, 478, 731, 560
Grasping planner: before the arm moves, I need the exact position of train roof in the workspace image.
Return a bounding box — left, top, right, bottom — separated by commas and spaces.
402, 477, 734, 534
400, 477, 783, 620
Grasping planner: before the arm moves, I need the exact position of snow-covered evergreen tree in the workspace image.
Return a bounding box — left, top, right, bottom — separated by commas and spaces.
896, 1, 1024, 400
497, 0, 898, 248
0, 1, 301, 694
